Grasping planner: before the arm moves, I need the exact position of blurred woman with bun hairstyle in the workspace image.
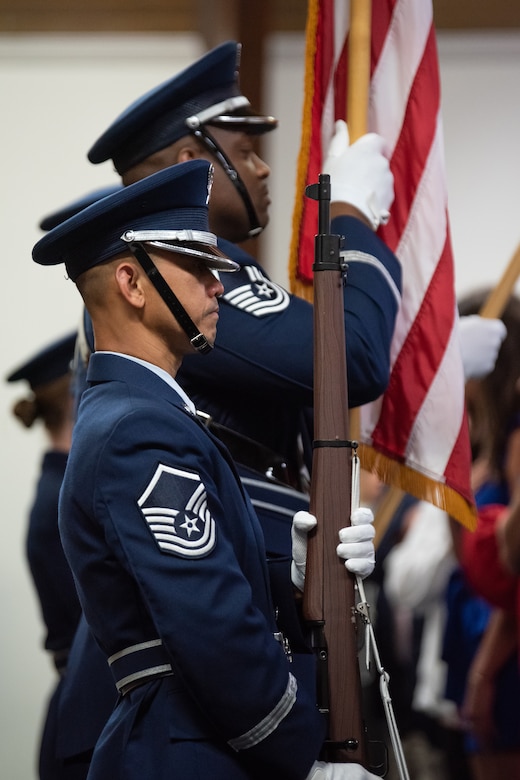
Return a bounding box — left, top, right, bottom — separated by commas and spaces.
7, 332, 80, 780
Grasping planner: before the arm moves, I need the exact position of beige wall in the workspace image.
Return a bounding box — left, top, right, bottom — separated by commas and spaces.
1, 29, 519, 777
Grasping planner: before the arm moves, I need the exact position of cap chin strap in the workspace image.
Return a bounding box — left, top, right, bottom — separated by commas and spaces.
128, 242, 213, 355
192, 127, 263, 238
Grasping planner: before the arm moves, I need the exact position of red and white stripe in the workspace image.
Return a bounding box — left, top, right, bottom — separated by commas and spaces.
292, 0, 474, 522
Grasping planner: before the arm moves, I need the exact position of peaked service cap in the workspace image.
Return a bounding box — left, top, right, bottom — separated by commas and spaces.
39, 184, 123, 231
32, 160, 238, 282
87, 40, 278, 175
6, 331, 77, 388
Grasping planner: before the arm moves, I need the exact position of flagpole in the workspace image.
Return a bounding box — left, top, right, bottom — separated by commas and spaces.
478, 242, 520, 319
347, 0, 372, 143
347, 0, 372, 440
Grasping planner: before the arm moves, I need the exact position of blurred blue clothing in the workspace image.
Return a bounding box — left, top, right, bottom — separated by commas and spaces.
25, 450, 87, 780
26, 451, 80, 666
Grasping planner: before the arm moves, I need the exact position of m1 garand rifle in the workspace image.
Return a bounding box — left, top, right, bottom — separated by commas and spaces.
302, 173, 410, 779
302, 172, 367, 765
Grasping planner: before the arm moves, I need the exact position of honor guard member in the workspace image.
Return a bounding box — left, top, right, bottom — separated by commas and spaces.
85, 37, 400, 601
48, 41, 398, 773
41, 41, 398, 776
86, 43, 401, 489
32, 159, 379, 780
6, 332, 79, 779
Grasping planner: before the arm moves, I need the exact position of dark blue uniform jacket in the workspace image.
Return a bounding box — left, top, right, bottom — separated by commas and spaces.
26, 451, 85, 780
26, 451, 80, 661
59, 354, 325, 779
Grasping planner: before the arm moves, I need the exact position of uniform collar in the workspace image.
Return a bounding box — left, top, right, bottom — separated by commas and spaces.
98, 351, 196, 412
87, 351, 196, 414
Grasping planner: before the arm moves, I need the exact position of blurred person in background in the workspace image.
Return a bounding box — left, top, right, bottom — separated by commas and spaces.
375, 305, 508, 779
6, 331, 80, 779
444, 290, 520, 780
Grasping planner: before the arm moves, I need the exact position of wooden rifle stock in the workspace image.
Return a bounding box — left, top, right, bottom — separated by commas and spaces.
302, 175, 368, 765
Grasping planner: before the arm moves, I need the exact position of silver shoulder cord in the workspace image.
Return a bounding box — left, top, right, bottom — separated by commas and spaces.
351, 449, 411, 780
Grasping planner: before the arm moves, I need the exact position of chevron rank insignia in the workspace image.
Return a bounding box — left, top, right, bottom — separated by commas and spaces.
222, 265, 289, 316
138, 464, 216, 558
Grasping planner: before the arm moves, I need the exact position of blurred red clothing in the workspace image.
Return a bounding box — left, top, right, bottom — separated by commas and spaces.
462, 505, 518, 617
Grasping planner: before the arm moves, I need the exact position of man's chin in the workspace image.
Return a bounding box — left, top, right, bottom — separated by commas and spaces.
259, 211, 269, 230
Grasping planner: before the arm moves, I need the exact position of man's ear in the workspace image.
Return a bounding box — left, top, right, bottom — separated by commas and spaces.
114, 259, 146, 308
176, 137, 206, 163
176, 146, 197, 163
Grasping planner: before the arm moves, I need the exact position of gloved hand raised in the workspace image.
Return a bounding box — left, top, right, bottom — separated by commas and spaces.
306, 759, 381, 779
323, 119, 394, 231
291, 507, 375, 591
458, 314, 506, 380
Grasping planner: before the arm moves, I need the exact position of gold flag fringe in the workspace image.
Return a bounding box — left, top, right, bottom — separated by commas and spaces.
359, 443, 477, 532
288, 0, 318, 302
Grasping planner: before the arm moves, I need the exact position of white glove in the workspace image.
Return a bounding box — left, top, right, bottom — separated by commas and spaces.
307, 759, 380, 779
337, 507, 375, 579
323, 119, 394, 230
291, 510, 317, 591
290, 507, 376, 591
458, 314, 506, 380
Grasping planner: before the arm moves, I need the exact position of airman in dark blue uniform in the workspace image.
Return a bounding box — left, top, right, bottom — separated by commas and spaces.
36, 40, 401, 776
85, 35, 399, 638
32, 160, 379, 780
6, 332, 79, 778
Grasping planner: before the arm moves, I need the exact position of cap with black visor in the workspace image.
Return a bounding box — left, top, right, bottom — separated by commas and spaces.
32, 161, 238, 356
87, 41, 278, 239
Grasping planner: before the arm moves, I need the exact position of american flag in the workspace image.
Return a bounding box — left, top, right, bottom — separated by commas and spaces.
290, 0, 476, 529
